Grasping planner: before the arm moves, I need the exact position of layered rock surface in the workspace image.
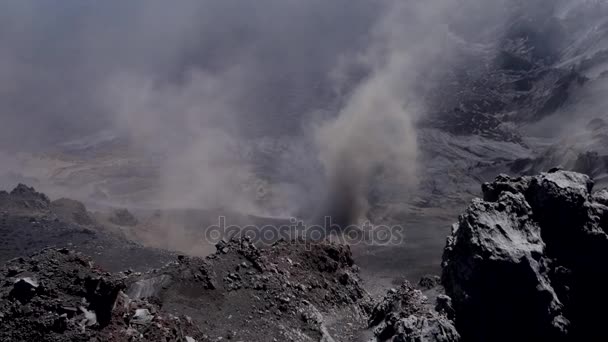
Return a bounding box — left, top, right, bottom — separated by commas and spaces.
442, 170, 608, 341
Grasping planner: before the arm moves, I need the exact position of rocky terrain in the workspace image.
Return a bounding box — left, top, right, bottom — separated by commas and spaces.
0, 248, 206, 342
125, 238, 373, 341
5, 169, 608, 341
4, 1, 608, 287
0, 181, 461, 341
2, 0, 608, 341
0, 205, 456, 341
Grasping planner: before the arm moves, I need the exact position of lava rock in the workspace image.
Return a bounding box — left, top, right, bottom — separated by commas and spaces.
0, 248, 206, 341
368, 282, 459, 342
442, 170, 608, 341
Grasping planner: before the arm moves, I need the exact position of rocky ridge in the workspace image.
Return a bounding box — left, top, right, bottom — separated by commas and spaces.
0, 184, 174, 272
124, 238, 373, 341
14, 168, 608, 341
0, 186, 458, 342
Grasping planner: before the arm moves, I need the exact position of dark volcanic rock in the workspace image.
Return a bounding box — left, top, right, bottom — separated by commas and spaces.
442, 190, 566, 340
442, 170, 608, 341
0, 237, 385, 341
0, 248, 205, 342
126, 237, 373, 341
0, 237, 383, 341
368, 282, 459, 342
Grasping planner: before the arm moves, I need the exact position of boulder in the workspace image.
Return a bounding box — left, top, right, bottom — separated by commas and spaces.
10, 277, 39, 303
442, 170, 608, 341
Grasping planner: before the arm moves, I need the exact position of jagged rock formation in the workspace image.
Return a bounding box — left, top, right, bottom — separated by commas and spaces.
442, 170, 608, 341
0, 183, 52, 214
368, 281, 459, 342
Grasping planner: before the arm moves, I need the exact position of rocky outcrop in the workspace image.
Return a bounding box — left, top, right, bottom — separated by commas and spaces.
368, 282, 459, 342
442, 170, 608, 341
0, 183, 51, 214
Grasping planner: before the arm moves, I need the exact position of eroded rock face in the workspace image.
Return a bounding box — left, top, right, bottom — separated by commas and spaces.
442, 170, 608, 341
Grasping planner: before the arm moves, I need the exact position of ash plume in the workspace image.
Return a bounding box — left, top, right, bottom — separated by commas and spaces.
0, 0, 379, 214
0, 0, 599, 226
312, 0, 497, 227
